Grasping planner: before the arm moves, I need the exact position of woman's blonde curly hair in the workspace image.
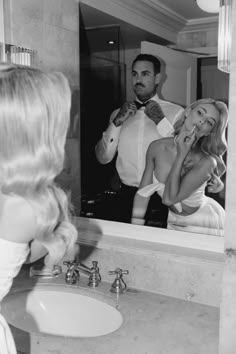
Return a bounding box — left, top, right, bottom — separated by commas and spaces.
174, 98, 228, 176
0, 64, 78, 262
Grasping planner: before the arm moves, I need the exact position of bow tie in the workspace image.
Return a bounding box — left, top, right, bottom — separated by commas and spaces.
134, 100, 165, 125
134, 100, 149, 110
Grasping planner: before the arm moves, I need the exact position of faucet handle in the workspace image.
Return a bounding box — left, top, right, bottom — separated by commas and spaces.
109, 268, 129, 276
63, 260, 76, 267
88, 260, 101, 287
108, 268, 129, 294
63, 260, 79, 285
91, 261, 101, 276
92, 260, 98, 269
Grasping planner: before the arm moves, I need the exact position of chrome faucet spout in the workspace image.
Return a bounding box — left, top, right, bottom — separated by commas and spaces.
63, 260, 101, 287
75, 263, 92, 275
64, 262, 80, 284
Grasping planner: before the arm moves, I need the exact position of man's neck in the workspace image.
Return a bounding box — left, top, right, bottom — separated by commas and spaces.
136, 93, 157, 103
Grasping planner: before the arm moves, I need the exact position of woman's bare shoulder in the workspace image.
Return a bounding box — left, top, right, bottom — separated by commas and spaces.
190, 154, 217, 179
148, 137, 173, 155
197, 153, 217, 168
0, 194, 37, 243
149, 137, 173, 149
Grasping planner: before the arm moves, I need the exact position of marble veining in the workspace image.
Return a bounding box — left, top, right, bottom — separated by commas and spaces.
6, 268, 219, 354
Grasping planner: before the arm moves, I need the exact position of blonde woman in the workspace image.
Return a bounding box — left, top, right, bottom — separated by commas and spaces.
0, 64, 78, 353
132, 98, 228, 236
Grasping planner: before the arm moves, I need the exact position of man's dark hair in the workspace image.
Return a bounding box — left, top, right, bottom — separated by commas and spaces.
132, 54, 161, 75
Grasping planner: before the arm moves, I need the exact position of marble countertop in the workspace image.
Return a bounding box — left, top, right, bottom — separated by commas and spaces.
6, 268, 219, 354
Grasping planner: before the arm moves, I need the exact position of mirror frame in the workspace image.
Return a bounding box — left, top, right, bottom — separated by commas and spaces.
74, 216, 224, 255
77, 0, 225, 257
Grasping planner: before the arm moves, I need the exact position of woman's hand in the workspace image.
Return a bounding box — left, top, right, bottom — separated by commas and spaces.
207, 174, 224, 193
175, 128, 196, 158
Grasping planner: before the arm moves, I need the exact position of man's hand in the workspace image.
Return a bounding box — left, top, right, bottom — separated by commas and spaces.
145, 100, 165, 125
113, 102, 137, 127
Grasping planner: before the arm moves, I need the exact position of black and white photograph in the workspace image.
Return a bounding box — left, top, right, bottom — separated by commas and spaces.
0, 0, 235, 353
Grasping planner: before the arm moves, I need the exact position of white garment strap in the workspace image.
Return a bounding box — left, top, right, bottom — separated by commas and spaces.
0, 313, 17, 354
137, 181, 182, 212
137, 183, 163, 198
157, 117, 174, 137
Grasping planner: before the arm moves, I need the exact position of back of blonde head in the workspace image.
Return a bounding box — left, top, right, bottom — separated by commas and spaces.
0, 64, 77, 262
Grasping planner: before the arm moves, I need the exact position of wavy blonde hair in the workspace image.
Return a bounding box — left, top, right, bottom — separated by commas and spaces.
0, 63, 77, 262
174, 98, 228, 176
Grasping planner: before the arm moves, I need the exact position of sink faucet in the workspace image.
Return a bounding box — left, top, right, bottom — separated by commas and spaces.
63, 261, 80, 285
63, 260, 101, 287
109, 267, 129, 294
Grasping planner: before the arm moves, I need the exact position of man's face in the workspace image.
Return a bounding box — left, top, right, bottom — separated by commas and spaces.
131, 60, 160, 102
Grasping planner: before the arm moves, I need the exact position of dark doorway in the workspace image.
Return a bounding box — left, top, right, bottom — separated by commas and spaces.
80, 7, 126, 217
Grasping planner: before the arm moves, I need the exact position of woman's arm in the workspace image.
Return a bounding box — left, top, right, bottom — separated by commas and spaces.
131, 143, 156, 225
0, 195, 36, 244
0, 195, 47, 264
25, 239, 48, 264
163, 132, 216, 206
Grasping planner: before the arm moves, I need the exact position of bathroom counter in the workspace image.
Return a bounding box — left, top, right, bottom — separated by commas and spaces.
6, 268, 219, 354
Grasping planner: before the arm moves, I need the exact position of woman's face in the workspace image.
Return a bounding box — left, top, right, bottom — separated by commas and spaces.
184, 103, 220, 140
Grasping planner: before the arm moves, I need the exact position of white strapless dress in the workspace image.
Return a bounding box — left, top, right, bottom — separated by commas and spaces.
138, 174, 225, 236
0, 238, 29, 354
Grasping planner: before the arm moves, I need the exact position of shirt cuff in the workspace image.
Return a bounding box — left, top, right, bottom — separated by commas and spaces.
157, 117, 174, 137
103, 121, 121, 144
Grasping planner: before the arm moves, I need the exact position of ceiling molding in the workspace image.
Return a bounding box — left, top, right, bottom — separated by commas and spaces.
183, 16, 218, 33
106, 0, 186, 31
79, 0, 184, 43
79, 0, 218, 45
100, 0, 219, 34
141, 0, 186, 23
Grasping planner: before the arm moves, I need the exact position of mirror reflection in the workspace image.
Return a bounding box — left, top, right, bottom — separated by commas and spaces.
78, 2, 229, 237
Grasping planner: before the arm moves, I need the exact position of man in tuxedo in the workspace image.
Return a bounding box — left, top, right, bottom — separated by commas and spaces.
95, 54, 184, 225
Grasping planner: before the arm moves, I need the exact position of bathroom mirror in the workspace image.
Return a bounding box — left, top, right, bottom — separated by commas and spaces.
75, 0, 229, 242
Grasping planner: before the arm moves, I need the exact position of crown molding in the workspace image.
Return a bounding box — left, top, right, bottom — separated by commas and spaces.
138, 0, 218, 34
101, 0, 186, 31
79, 0, 184, 43
183, 16, 218, 33
141, 0, 186, 23
79, 0, 218, 43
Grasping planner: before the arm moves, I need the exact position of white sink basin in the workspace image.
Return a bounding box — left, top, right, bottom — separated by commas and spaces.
1, 285, 123, 338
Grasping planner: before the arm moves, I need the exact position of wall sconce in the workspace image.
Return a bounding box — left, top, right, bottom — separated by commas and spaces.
0, 44, 36, 67
217, 0, 232, 73
196, 0, 232, 73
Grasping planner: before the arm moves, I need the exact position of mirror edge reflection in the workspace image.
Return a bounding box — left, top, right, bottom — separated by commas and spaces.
73, 216, 224, 254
